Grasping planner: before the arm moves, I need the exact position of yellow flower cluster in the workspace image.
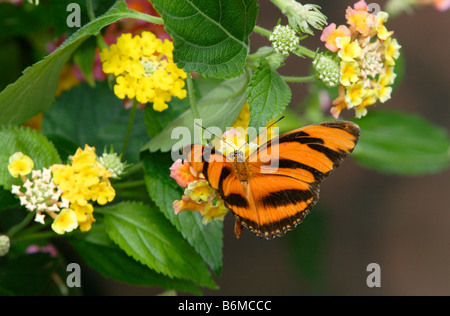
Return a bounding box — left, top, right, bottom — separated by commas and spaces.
100, 32, 187, 111
172, 177, 229, 225
321, 0, 401, 118
51, 145, 115, 232
8, 147, 118, 235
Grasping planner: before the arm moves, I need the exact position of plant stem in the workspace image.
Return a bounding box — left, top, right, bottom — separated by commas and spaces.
87, 0, 110, 52
121, 98, 138, 159
186, 73, 200, 120
12, 230, 55, 243
122, 161, 143, 177
126, 11, 164, 25
253, 25, 273, 38
281, 74, 317, 83
7, 211, 35, 239
12, 226, 104, 243
86, 0, 95, 20
112, 180, 146, 189
295, 45, 317, 59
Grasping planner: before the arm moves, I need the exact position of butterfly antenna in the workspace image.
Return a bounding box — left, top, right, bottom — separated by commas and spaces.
237, 116, 285, 152
194, 122, 236, 149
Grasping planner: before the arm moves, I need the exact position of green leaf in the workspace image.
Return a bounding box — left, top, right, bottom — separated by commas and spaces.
141, 150, 223, 276
353, 110, 450, 175
70, 227, 201, 294
42, 82, 147, 163
100, 201, 217, 289
143, 73, 249, 153
152, 0, 258, 79
144, 97, 190, 139
0, 0, 91, 41
248, 61, 292, 128
44, 134, 80, 163
0, 0, 158, 125
0, 186, 18, 211
73, 36, 97, 87
0, 125, 61, 189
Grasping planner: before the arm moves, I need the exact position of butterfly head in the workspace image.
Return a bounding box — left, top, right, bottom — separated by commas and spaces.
229, 150, 245, 162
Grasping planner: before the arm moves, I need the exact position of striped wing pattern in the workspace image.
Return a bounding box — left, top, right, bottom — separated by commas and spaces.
184, 121, 360, 239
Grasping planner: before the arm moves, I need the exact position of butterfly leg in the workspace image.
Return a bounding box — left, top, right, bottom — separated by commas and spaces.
234, 219, 243, 239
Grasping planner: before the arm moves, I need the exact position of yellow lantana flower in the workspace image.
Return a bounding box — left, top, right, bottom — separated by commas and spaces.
202, 199, 229, 225
340, 61, 361, 86
185, 180, 216, 203
51, 209, 78, 235
385, 37, 402, 66
8, 152, 34, 178
337, 36, 362, 62
375, 11, 393, 40
320, 23, 351, 53
91, 182, 115, 205
100, 31, 187, 112
345, 82, 366, 108
71, 202, 95, 232
345, 5, 375, 36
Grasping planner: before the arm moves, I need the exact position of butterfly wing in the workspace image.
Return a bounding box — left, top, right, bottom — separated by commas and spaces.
183, 144, 257, 234
237, 120, 361, 239
183, 121, 360, 239
183, 144, 236, 196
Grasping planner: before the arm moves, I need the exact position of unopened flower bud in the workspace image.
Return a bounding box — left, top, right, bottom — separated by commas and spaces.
269, 25, 298, 56
98, 152, 125, 178
313, 55, 341, 88
0, 235, 10, 257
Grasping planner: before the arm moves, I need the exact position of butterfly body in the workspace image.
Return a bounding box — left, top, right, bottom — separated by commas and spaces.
232, 152, 251, 181
184, 121, 360, 239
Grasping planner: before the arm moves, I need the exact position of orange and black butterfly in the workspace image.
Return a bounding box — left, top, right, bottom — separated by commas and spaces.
183, 121, 360, 239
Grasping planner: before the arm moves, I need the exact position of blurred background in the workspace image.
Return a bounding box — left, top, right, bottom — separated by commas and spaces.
1, 0, 449, 295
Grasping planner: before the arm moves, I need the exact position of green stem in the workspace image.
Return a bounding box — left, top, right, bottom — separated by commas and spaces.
269, 0, 289, 13
12, 231, 55, 243
7, 211, 35, 239
113, 180, 146, 189
86, 0, 95, 20
87, 0, 109, 52
121, 98, 138, 159
281, 74, 317, 83
247, 49, 274, 61
12, 226, 104, 243
125, 10, 164, 25
295, 45, 317, 59
122, 161, 143, 177
186, 73, 200, 120
253, 25, 273, 38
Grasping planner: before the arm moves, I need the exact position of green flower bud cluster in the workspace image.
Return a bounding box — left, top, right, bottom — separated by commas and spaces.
313, 55, 341, 88
0, 235, 10, 257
